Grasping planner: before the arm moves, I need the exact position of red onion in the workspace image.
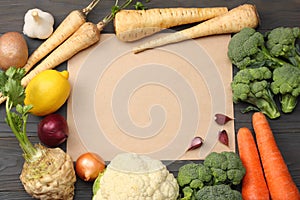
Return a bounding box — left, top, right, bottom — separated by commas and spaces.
37, 113, 69, 147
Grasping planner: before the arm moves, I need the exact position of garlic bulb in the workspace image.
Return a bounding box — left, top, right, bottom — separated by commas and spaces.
23, 8, 54, 39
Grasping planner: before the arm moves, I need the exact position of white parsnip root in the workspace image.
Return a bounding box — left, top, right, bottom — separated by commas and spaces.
133, 4, 259, 53
23, 0, 100, 73
114, 7, 228, 42
21, 0, 132, 87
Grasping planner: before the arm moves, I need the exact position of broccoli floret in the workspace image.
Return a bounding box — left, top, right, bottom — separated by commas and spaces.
203, 152, 246, 186
181, 186, 194, 200
177, 163, 201, 187
195, 184, 242, 200
270, 65, 300, 113
177, 163, 213, 200
266, 27, 300, 68
231, 66, 281, 119
228, 27, 292, 69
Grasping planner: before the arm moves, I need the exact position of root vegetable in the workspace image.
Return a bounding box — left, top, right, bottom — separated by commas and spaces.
0, 0, 100, 106
23, 0, 100, 73
0, 32, 28, 70
237, 127, 270, 200
252, 112, 300, 200
21, 0, 133, 87
0, 67, 76, 199
133, 4, 259, 53
114, 7, 228, 42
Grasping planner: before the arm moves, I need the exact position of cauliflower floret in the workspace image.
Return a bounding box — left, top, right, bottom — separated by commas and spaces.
93, 153, 179, 200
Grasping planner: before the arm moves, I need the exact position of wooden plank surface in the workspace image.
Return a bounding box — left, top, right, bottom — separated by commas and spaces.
0, 0, 299, 199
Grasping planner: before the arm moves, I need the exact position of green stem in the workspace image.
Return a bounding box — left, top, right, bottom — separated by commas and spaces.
96, 0, 133, 30
5, 98, 39, 162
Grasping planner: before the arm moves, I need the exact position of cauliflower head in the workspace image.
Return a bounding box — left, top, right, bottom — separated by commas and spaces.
93, 153, 179, 200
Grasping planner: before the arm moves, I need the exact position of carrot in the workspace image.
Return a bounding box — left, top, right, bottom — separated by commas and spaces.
23, 0, 100, 73
252, 112, 300, 200
133, 4, 259, 53
114, 7, 228, 42
237, 127, 270, 200
21, 0, 132, 87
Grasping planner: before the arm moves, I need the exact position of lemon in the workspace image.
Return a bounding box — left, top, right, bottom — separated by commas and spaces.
24, 70, 71, 116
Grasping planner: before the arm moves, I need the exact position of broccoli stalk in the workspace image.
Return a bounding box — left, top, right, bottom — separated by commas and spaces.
231, 67, 281, 119
270, 65, 300, 113
266, 27, 300, 68
227, 27, 293, 70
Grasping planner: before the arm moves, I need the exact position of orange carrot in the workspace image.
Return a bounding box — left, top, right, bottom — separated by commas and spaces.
252, 112, 300, 200
114, 7, 228, 42
23, 0, 100, 73
237, 127, 270, 200
133, 4, 259, 53
21, 0, 132, 87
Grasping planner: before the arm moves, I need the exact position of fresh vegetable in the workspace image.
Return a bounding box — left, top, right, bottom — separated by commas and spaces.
230, 66, 280, 119
38, 113, 69, 147
177, 151, 245, 199
186, 136, 204, 151
218, 130, 229, 146
23, 0, 100, 73
23, 8, 55, 39
0, 67, 76, 199
270, 65, 300, 113
195, 184, 242, 200
252, 112, 300, 200
227, 27, 294, 70
133, 4, 259, 53
203, 151, 245, 185
75, 152, 106, 182
237, 127, 270, 200
21, 0, 132, 87
24, 70, 71, 116
0, 32, 28, 70
214, 113, 233, 125
92, 152, 179, 200
265, 27, 300, 68
114, 7, 228, 42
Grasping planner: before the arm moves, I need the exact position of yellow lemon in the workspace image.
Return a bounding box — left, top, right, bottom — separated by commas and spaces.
24, 70, 71, 116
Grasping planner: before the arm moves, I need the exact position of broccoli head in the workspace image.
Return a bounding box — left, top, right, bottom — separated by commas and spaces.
231, 66, 281, 119
177, 163, 213, 200
271, 65, 300, 113
266, 27, 300, 68
228, 27, 292, 69
203, 152, 246, 186
195, 184, 242, 200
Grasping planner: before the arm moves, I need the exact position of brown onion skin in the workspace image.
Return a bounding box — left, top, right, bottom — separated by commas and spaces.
75, 152, 106, 182
38, 113, 69, 147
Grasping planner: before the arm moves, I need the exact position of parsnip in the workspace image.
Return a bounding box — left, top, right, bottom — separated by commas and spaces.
133, 4, 259, 53
114, 7, 228, 41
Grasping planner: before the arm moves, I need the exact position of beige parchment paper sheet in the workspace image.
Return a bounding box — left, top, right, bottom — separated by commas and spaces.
67, 34, 234, 161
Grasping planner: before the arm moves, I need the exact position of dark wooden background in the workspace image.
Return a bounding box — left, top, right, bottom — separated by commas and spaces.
0, 0, 299, 199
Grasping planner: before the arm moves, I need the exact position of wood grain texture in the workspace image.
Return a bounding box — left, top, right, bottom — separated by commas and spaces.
0, 0, 299, 199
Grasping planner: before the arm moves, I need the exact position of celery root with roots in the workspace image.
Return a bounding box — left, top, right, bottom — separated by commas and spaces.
114, 7, 228, 42
21, 0, 132, 87
0, 67, 76, 200
133, 4, 259, 53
